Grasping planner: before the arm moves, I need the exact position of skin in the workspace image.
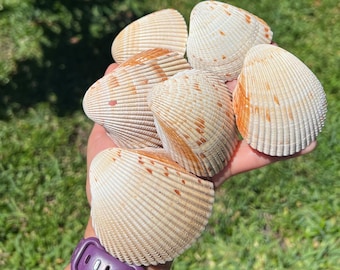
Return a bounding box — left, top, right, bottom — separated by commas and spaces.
64, 63, 317, 270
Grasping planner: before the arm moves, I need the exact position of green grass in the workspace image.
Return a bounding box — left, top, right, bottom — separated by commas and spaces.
0, 105, 92, 268
1, 0, 339, 269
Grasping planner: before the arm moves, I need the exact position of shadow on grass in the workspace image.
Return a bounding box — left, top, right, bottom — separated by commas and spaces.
0, 1, 143, 119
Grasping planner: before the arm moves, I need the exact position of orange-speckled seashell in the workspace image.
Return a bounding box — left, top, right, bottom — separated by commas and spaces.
187, 0, 273, 81
148, 69, 238, 177
233, 44, 327, 156
82, 48, 191, 149
90, 147, 215, 266
111, 9, 188, 64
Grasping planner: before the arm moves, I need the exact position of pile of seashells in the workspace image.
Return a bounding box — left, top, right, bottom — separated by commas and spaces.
82, 0, 327, 266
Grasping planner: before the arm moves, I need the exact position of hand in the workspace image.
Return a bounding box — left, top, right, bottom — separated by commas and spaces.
65, 63, 316, 270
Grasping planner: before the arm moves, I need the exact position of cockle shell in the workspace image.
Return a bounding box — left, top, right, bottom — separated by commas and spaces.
111, 9, 188, 64
233, 44, 327, 156
187, 0, 273, 81
81, 2, 329, 268
83, 48, 191, 148
90, 147, 215, 266
148, 69, 238, 177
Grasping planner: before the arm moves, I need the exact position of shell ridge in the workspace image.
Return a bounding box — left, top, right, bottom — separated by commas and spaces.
90, 151, 183, 264
112, 9, 187, 63
234, 44, 326, 155
187, 1, 272, 80
149, 69, 238, 176
90, 148, 215, 265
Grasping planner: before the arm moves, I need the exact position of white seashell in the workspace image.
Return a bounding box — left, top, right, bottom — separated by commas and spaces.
83, 48, 191, 149
90, 147, 215, 266
187, 0, 273, 81
111, 9, 188, 64
148, 69, 238, 177
233, 44, 327, 156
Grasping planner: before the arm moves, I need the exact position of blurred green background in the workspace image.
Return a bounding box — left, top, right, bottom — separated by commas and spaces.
0, 0, 339, 269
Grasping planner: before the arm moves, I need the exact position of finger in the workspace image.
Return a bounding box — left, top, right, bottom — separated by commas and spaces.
146, 262, 172, 270
86, 124, 117, 203
105, 63, 119, 74
226, 79, 237, 92
86, 124, 117, 167
84, 216, 96, 238
212, 140, 317, 188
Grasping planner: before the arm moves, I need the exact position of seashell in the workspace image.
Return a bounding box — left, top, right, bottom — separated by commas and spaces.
111, 9, 188, 64
90, 147, 215, 266
148, 69, 238, 177
186, 0, 273, 81
233, 44, 327, 156
83, 48, 191, 149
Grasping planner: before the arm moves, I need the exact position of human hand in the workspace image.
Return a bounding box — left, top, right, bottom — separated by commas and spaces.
66, 62, 316, 270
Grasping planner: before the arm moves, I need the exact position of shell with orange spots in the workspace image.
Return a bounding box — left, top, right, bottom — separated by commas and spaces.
83, 2, 328, 268
186, 0, 273, 81
82, 48, 191, 149
89, 147, 215, 266
111, 9, 188, 64
148, 69, 238, 177
233, 44, 327, 156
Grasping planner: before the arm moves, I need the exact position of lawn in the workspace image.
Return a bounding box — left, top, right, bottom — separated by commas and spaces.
0, 0, 339, 269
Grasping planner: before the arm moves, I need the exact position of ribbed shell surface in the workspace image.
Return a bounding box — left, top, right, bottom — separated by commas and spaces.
82, 48, 191, 148
148, 69, 238, 177
90, 147, 215, 266
233, 44, 327, 156
187, 0, 273, 81
80, 2, 329, 268
111, 9, 188, 64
